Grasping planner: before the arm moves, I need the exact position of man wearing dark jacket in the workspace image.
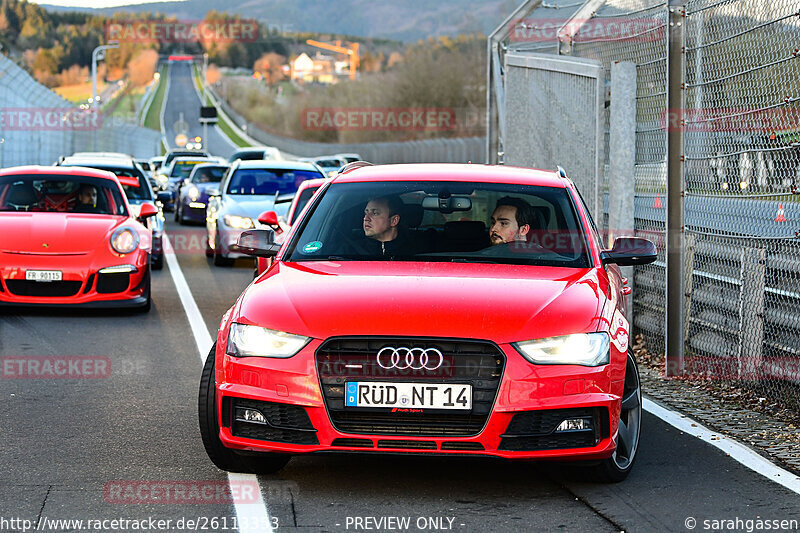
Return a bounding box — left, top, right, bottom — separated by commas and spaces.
359, 195, 416, 257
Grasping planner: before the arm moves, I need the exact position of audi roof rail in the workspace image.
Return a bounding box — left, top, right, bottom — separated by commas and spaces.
339, 161, 374, 174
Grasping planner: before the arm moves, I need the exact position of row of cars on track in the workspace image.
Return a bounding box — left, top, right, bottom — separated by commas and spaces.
0, 148, 658, 482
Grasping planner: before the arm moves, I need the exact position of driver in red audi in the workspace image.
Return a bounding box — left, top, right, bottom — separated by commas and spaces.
358, 195, 416, 257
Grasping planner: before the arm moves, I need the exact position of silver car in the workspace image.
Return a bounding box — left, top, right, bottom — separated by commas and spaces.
206, 160, 325, 266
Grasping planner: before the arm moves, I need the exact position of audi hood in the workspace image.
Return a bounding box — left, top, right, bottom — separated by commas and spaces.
234, 261, 606, 345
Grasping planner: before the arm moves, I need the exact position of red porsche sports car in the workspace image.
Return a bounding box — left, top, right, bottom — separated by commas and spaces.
199, 163, 656, 482
0, 166, 157, 311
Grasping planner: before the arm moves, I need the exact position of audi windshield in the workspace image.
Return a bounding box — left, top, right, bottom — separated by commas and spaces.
286, 181, 591, 267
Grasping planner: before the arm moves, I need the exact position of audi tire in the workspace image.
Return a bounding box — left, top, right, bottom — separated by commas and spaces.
585, 350, 641, 483
198, 343, 291, 474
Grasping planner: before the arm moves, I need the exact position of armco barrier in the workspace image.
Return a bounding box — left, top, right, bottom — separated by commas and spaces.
206, 84, 484, 164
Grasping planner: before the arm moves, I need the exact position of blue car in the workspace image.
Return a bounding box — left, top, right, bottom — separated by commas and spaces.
158, 156, 214, 211
206, 160, 325, 266
176, 163, 230, 225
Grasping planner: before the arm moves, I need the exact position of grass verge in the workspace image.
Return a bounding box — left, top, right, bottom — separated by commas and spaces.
144, 65, 168, 131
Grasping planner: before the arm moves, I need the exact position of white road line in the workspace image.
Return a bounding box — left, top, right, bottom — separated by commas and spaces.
643, 396, 800, 496
162, 236, 213, 359
163, 234, 274, 533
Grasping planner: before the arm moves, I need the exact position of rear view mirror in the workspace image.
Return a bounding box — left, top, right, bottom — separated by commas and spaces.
274, 191, 295, 204
601, 237, 657, 266
232, 229, 281, 258
421, 195, 472, 212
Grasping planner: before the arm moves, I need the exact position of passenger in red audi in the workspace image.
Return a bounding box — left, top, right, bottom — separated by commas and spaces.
489, 196, 535, 245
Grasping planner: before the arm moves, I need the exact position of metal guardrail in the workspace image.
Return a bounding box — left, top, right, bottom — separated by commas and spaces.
206, 84, 486, 164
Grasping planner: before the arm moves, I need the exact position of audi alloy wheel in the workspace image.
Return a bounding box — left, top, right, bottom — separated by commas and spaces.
588, 349, 641, 482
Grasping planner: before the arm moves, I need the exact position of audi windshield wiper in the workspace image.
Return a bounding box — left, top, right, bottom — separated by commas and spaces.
450, 258, 499, 264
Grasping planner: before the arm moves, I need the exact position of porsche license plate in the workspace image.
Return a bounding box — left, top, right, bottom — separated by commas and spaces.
25, 270, 62, 282
345, 382, 472, 410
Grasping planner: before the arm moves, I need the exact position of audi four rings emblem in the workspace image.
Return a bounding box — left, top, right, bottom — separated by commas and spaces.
376, 347, 444, 370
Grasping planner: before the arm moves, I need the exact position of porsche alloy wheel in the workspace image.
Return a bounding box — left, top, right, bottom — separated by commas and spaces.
590, 350, 641, 482
198, 343, 291, 474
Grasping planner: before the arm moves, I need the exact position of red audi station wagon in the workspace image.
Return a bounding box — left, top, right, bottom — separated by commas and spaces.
199, 163, 656, 482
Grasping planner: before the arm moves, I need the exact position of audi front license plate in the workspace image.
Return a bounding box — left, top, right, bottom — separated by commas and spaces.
345, 382, 472, 410
25, 270, 62, 282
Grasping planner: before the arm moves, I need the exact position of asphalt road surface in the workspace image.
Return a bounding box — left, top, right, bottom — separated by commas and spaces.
1, 219, 798, 533
162, 60, 237, 159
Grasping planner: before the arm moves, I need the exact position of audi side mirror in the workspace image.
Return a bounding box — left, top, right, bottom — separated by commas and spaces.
601, 237, 657, 266
231, 229, 280, 257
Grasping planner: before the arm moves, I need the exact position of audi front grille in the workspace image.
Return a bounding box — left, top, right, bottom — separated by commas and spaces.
315, 337, 505, 437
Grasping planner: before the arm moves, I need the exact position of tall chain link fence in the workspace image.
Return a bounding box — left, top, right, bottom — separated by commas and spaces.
492, 0, 800, 412
0, 55, 161, 167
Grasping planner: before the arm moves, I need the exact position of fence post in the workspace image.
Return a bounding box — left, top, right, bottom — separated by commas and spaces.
665, 0, 687, 376
738, 246, 766, 380
608, 61, 637, 321
683, 233, 696, 343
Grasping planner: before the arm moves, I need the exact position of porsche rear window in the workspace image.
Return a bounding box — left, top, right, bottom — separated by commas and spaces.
0, 175, 128, 216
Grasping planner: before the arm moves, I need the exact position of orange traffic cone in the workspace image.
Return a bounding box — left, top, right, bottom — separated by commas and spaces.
775, 203, 787, 222
653, 194, 663, 209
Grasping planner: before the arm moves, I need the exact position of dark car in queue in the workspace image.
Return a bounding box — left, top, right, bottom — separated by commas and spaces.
158, 156, 214, 211
175, 163, 230, 225
57, 155, 166, 270
205, 160, 325, 266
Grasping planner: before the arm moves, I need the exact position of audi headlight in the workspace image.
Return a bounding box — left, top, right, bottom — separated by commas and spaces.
226, 323, 310, 358
110, 227, 139, 255
513, 332, 609, 367
187, 185, 200, 201
223, 214, 254, 229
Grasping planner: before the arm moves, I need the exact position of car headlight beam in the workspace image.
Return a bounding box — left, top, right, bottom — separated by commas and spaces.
223, 214, 255, 229
226, 323, 310, 358
513, 332, 610, 367
187, 185, 200, 201
110, 227, 139, 255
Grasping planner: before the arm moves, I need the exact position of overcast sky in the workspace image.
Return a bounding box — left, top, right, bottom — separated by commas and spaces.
31, 0, 183, 8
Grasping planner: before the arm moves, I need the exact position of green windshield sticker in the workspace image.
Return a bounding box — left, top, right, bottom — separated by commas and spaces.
302, 241, 323, 253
